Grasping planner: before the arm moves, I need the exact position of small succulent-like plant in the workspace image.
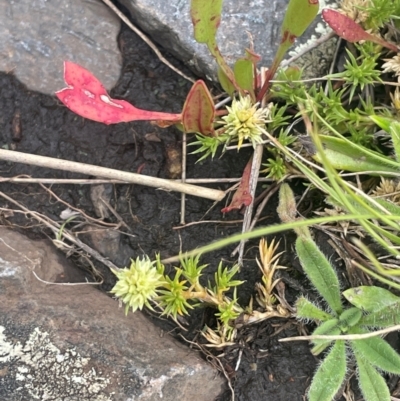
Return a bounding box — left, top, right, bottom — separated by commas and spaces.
219, 95, 271, 149
110, 256, 165, 314
110, 246, 291, 346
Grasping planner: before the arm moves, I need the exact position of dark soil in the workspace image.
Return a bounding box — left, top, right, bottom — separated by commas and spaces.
1, 18, 388, 401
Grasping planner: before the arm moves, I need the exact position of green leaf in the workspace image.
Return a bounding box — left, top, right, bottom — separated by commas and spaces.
282, 0, 319, 40
257, 0, 318, 101
234, 59, 255, 100
343, 286, 400, 313
390, 121, 400, 163
308, 341, 347, 401
351, 332, 400, 374
190, 0, 239, 92
190, 0, 223, 44
360, 304, 400, 328
217, 67, 235, 96
354, 350, 391, 401
313, 135, 400, 175
338, 307, 362, 331
296, 236, 342, 315
311, 318, 341, 355
370, 115, 391, 133
295, 297, 333, 322
182, 80, 215, 135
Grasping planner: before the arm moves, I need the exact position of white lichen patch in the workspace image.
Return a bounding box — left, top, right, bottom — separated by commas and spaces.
0, 326, 113, 400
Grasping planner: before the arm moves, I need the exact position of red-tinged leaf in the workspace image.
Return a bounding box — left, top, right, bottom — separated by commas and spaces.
56, 61, 182, 125
282, 0, 319, 40
322, 9, 398, 52
257, 0, 318, 102
221, 157, 253, 213
244, 48, 261, 65
190, 0, 223, 44
182, 80, 215, 135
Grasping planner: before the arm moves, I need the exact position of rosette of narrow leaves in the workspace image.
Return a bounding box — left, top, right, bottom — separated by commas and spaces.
110, 256, 164, 314
216, 291, 242, 330
278, 183, 400, 401
157, 268, 193, 318
179, 253, 208, 287
189, 133, 228, 161
326, 45, 382, 102
212, 262, 244, 302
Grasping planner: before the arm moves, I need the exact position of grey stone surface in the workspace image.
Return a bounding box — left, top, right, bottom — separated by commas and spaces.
0, 0, 121, 95
0, 227, 224, 401
0, 0, 339, 96
119, 0, 337, 81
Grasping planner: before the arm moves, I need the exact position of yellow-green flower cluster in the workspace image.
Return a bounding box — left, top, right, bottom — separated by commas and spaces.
110, 256, 164, 314
221, 95, 271, 149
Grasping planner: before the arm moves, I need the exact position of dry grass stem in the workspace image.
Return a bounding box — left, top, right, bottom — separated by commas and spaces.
0, 149, 225, 201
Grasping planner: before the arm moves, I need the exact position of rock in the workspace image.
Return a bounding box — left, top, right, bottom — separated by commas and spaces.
81, 224, 134, 268
0, 227, 224, 401
118, 0, 338, 81
0, 0, 121, 95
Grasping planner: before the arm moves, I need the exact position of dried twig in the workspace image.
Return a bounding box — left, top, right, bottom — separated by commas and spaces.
0, 149, 225, 201
279, 324, 400, 342
235, 67, 268, 265
0, 176, 272, 184
0, 190, 120, 272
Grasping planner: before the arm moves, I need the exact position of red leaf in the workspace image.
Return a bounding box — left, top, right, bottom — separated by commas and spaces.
221, 157, 253, 213
322, 9, 398, 52
56, 61, 182, 125
182, 80, 215, 135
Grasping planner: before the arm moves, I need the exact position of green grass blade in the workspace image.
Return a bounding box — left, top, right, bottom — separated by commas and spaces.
162, 213, 391, 263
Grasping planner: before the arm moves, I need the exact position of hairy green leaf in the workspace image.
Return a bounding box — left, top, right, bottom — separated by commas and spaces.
343, 286, 400, 312
295, 297, 333, 322
351, 332, 400, 374
311, 318, 341, 355
308, 341, 346, 401
390, 121, 400, 163
296, 236, 342, 315
313, 135, 400, 175
360, 304, 400, 327
338, 307, 362, 331
354, 350, 391, 401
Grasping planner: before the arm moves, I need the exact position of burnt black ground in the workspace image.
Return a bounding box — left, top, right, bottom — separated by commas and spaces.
0, 21, 349, 401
